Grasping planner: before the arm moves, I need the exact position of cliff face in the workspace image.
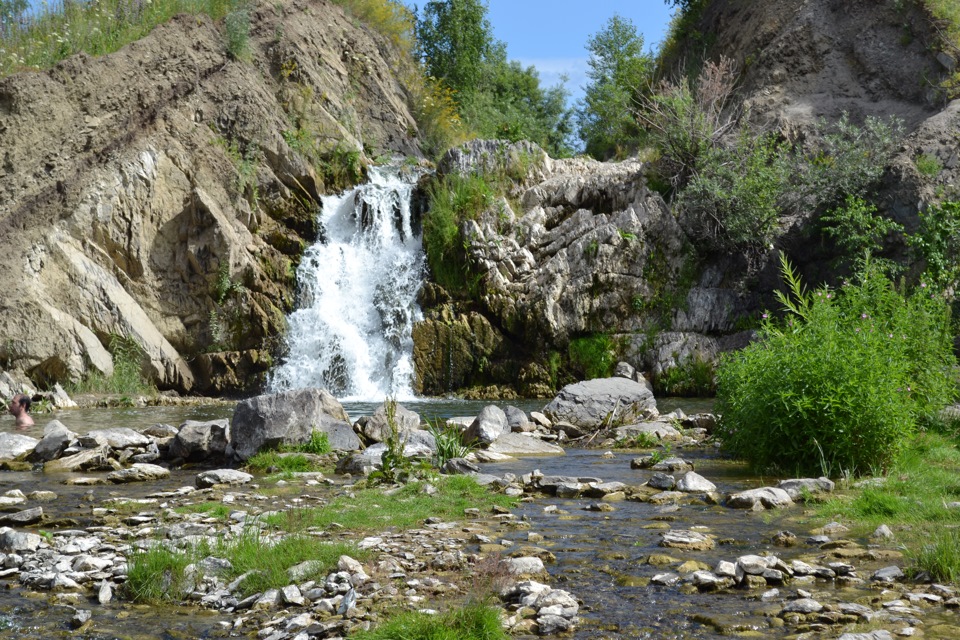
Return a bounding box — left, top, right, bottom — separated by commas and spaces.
0, 0, 421, 393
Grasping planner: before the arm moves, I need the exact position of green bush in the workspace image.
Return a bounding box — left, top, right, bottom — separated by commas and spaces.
224, 4, 251, 61
422, 173, 493, 295
820, 195, 904, 272
715, 255, 956, 476
568, 334, 616, 380
908, 200, 960, 292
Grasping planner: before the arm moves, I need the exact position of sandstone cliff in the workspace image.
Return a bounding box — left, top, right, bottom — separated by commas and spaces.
0, 0, 421, 394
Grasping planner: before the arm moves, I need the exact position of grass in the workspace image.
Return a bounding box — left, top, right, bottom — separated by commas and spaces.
265, 475, 518, 533
815, 431, 960, 582
174, 502, 233, 520
245, 451, 323, 473
66, 334, 155, 396
353, 601, 508, 640
218, 531, 361, 596
0, 0, 241, 79
125, 543, 198, 603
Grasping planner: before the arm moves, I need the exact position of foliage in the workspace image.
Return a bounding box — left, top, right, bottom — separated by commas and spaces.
354, 601, 508, 640
368, 398, 419, 484
912, 529, 960, 582
329, 0, 415, 54
407, 74, 469, 158
416, 0, 493, 92
915, 153, 943, 177
715, 255, 956, 476
174, 502, 232, 519
0, 0, 242, 79
68, 333, 153, 396
245, 451, 322, 473
568, 334, 616, 380
655, 356, 715, 397
636, 56, 740, 189
428, 420, 474, 466
615, 431, 658, 449
125, 543, 197, 603
577, 14, 653, 159
677, 130, 792, 253
224, 3, 251, 62
422, 173, 492, 295
907, 200, 960, 293
820, 195, 904, 272
208, 261, 249, 352
289, 429, 331, 455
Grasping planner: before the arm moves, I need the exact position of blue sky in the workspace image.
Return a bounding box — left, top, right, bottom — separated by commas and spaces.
485, 1, 676, 105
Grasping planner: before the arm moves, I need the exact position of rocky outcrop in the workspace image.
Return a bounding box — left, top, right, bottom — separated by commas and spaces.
543, 377, 658, 431
0, 0, 421, 394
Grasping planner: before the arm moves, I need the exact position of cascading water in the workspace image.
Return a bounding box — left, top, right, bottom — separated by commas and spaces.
269, 165, 425, 400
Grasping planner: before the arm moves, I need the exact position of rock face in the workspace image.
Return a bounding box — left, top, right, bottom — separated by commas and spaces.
230, 388, 359, 460
0, 0, 421, 394
543, 377, 657, 430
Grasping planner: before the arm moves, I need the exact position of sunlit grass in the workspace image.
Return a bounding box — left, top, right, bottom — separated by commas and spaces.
353, 601, 508, 640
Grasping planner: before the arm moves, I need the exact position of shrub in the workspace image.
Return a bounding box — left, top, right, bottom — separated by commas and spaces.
568, 334, 616, 380
715, 255, 956, 476
224, 4, 251, 62
329, 0, 415, 54
915, 153, 943, 177
907, 200, 960, 292
655, 356, 715, 397
820, 195, 904, 272
68, 333, 153, 396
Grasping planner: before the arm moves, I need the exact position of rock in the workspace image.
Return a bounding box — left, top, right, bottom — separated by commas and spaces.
486, 432, 565, 456
660, 530, 715, 551
360, 402, 421, 443
837, 633, 894, 640
142, 424, 179, 438
529, 412, 552, 429
440, 458, 480, 474
0, 433, 39, 460
0, 529, 43, 552
501, 557, 546, 576
84, 428, 152, 450
727, 487, 794, 510
781, 598, 823, 614
196, 469, 254, 488
776, 477, 835, 500
543, 377, 657, 430
231, 388, 358, 460
651, 457, 694, 472
168, 419, 230, 462
872, 566, 905, 582
107, 463, 170, 483
0, 507, 43, 526
871, 524, 894, 540
676, 471, 716, 493
537, 614, 576, 635
651, 572, 680, 586
614, 421, 682, 442
504, 406, 534, 432
648, 472, 676, 490
464, 405, 508, 446
31, 421, 76, 462
43, 448, 111, 473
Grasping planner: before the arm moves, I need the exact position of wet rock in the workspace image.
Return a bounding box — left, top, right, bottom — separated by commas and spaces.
464, 405, 508, 446
691, 570, 734, 591
872, 566, 905, 583
0, 433, 39, 460
85, 428, 152, 450
648, 473, 676, 490
44, 448, 110, 473
647, 491, 686, 504
27, 491, 57, 501
0, 529, 43, 552
727, 487, 794, 510
440, 458, 480, 474
651, 572, 680, 586
168, 419, 230, 462
614, 421, 682, 442
781, 598, 823, 614
505, 406, 534, 432
676, 471, 716, 493
651, 458, 694, 472
231, 388, 358, 460
537, 614, 575, 635
501, 557, 546, 576
555, 482, 583, 498
31, 421, 76, 462
0, 507, 43, 526
107, 463, 170, 483
196, 469, 254, 488
837, 632, 894, 640
871, 524, 895, 540
584, 481, 627, 498
543, 377, 658, 430
660, 530, 715, 551
142, 423, 179, 438
772, 531, 798, 547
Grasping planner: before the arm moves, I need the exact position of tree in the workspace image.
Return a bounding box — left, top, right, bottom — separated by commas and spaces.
577, 15, 653, 159
416, 0, 495, 93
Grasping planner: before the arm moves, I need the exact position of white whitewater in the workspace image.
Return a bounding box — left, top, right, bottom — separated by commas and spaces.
269, 166, 425, 400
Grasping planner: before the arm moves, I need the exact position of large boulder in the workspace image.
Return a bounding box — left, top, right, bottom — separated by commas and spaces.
231, 388, 359, 461
543, 377, 657, 430
0, 433, 38, 461
168, 420, 231, 462
486, 433, 565, 457
464, 405, 508, 446
30, 421, 76, 462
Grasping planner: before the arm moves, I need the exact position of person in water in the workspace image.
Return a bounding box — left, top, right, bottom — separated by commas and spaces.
8, 393, 34, 430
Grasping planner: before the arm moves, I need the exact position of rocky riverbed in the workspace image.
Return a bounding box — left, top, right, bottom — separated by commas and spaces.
0, 378, 957, 638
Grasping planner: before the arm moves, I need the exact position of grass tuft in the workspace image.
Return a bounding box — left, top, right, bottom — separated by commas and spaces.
353, 601, 508, 640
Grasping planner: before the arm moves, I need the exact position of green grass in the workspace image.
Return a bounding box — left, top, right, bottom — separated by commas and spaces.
217, 531, 361, 596
245, 451, 323, 473
285, 429, 331, 455
353, 601, 508, 640
816, 432, 960, 582
265, 475, 518, 533
0, 0, 240, 79
916, 153, 943, 177
66, 334, 155, 396
174, 502, 233, 520
125, 543, 199, 603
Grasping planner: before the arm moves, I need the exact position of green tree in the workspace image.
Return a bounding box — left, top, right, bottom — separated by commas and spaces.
416, 0, 494, 92
577, 14, 653, 159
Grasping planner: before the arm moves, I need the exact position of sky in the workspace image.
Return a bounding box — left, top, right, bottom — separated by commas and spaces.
484, 0, 676, 105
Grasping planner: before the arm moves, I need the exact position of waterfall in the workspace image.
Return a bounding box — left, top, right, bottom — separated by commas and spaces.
269, 165, 425, 400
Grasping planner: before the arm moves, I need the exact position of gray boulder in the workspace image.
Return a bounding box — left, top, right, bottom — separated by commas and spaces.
0, 433, 38, 461
31, 420, 76, 462
196, 469, 253, 488
360, 402, 421, 443
677, 471, 717, 493
84, 428, 152, 450
464, 405, 508, 446
43, 447, 111, 473
776, 477, 835, 501
486, 432, 565, 456
504, 406, 534, 432
727, 487, 794, 510
107, 463, 170, 483
168, 419, 230, 462
543, 377, 657, 430
231, 388, 359, 461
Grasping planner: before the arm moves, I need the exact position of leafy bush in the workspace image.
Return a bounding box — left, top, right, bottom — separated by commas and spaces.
224, 4, 251, 62
715, 255, 956, 476
915, 153, 943, 177
820, 195, 904, 272
655, 356, 715, 397
908, 200, 960, 292
422, 173, 493, 295
568, 334, 616, 380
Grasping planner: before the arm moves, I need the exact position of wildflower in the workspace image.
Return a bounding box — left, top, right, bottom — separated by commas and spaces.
861, 313, 868, 319
762, 313, 768, 319
921, 282, 927, 288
